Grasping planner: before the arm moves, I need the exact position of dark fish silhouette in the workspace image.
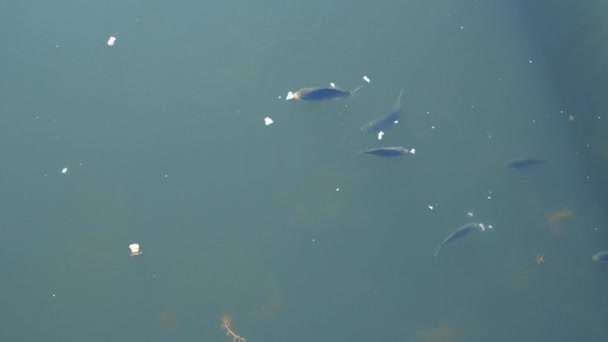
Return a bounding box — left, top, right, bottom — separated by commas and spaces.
592, 250, 608, 262
434, 222, 484, 256
362, 146, 409, 157
361, 88, 404, 134
286, 84, 364, 101
506, 158, 547, 169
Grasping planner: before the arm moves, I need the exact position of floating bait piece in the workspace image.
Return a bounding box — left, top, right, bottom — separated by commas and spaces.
362, 146, 409, 157
361, 88, 404, 134
129, 243, 142, 256
434, 222, 485, 256
506, 158, 547, 168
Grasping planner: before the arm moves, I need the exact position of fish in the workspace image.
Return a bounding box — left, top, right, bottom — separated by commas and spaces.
361, 88, 404, 134
362, 146, 409, 157
592, 250, 608, 262
506, 158, 547, 169
286, 84, 364, 101
434, 222, 485, 256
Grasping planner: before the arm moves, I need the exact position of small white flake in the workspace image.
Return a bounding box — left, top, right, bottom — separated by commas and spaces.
363, 75, 371, 83
335, 188, 340, 192
428, 205, 434, 210
61, 167, 68, 174
330, 82, 336, 88
377, 131, 384, 140
107, 36, 116, 46
467, 212, 474, 217
409, 148, 416, 154
264, 117, 274, 126
129, 243, 142, 256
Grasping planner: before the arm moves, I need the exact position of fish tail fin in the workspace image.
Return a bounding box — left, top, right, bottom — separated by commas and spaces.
351, 84, 365, 94
393, 88, 405, 110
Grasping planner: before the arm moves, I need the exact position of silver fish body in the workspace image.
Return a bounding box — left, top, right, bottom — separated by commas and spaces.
434, 222, 483, 256
362, 146, 409, 157
592, 250, 608, 262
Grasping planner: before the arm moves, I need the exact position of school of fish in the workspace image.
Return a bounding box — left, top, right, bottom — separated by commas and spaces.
286, 80, 606, 262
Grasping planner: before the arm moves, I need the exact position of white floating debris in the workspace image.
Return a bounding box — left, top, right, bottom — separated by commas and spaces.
61, 167, 68, 174
363, 75, 371, 83
107, 36, 116, 46
286, 91, 295, 101
264, 117, 274, 126
377, 131, 384, 140
336, 188, 340, 192
329, 82, 336, 88
428, 205, 434, 210
467, 212, 474, 217
129, 243, 142, 256
409, 148, 416, 155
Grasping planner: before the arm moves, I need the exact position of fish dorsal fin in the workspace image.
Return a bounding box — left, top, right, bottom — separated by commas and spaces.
393, 88, 405, 111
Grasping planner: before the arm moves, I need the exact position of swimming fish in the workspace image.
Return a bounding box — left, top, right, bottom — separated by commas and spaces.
592, 250, 608, 262
361, 88, 404, 134
362, 146, 409, 157
286, 84, 364, 101
434, 222, 485, 256
506, 158, 547, 169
